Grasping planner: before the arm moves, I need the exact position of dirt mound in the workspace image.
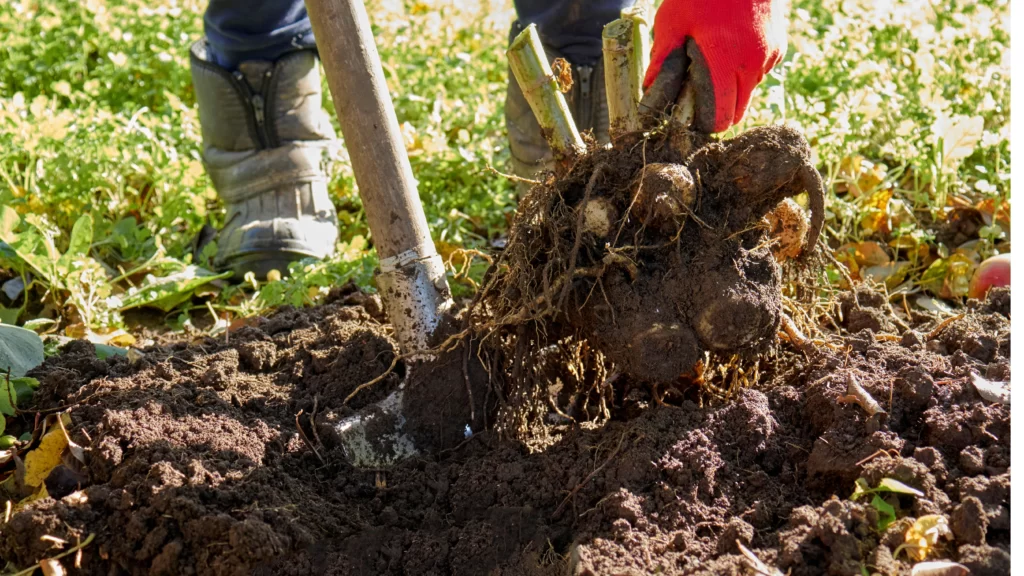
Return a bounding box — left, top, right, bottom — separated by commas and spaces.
0, 282, 1009, 575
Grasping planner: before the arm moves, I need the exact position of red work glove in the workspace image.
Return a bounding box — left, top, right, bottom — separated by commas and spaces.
642, 0, 788, 133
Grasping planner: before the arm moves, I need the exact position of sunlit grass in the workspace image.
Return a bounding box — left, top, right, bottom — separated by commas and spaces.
0, 0, 1010, 339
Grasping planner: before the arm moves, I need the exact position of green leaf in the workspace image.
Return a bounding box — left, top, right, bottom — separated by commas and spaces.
0, 382, 15, 416
0, 323, 45, 378
22, 318, 56, 332
0, 206, 19, 238
877, 478, 924, 497
11, 376, 38, 406
851, 477, 871, 500
57, 213, 94, 273
0, 305, 19, 325
94, 344, 128, 360
871, 494, 896, 531
0, 417, 5, 437
0, 217, 55, 284
119, 265, 231, 312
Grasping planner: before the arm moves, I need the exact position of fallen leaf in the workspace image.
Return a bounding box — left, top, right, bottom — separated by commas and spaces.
915, 295, 955, 315
940, 253, 976, 298
24, 419, 70, 487
860, 188, 895, 235
910, 561, 969, 576
856, 241, 891, 267
918, 258, 949, 295
864, 261, 912, 289
938, 115, 984, 169
900, 515, 952, 561
970, 372, 1009, 405
56, 416, 87, 469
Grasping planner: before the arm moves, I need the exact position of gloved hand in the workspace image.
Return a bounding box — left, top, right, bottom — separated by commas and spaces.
641, 0, 788, 133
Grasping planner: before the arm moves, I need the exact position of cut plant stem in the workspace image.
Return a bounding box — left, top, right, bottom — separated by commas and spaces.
507, 24, 585, 159
620, 4, 650, 99
603, 18, 642, 140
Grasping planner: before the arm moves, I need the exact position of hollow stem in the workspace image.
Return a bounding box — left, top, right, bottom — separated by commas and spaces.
507, 24, 585, 159
603, 18, 641, 140
621, 4, 650, 100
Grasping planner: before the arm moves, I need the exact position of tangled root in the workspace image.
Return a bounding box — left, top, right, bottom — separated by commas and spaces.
467, 124, 825, 436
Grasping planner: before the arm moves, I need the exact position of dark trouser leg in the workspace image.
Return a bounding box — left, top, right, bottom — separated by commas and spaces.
203, 0, 317, 69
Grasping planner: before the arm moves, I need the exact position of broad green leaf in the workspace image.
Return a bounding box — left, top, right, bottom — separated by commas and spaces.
872, 494, 897, 531
877, 478, 924, 497
94, 344, 128, 360
12, 376, 38, 405
57, 213, 94, 273
119, 266, 231, 312
0, 323, 45, 378
0, 305, 19, 325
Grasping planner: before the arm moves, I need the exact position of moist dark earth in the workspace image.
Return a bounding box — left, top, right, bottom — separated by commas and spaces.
0, 282, 1010, 576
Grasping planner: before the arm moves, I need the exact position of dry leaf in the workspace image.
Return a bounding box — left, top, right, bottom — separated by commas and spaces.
24, 418, 70, 487
56, 416, 87, 471
970, 372, 1009, 405
551, 58, 573, 93
864, 261, 912, 289
937, 115, 985, 168
940, 253, 976, 298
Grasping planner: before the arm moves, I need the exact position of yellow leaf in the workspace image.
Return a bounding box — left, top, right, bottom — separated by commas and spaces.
939, 115, 984, 168
941, 253, 975, 298
24, 423, 69, 487
855, 241, 891, 267
860, 188, 894, 234
902, 515, 951, 561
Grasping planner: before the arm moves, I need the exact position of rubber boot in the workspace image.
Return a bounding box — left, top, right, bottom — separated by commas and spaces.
190, 40, 339, 279
504, 21, 610, 187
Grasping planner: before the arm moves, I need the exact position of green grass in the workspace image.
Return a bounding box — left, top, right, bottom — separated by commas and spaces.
0, 0, 1010, 342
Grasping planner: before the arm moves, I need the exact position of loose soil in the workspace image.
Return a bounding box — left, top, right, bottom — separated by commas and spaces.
0, 280, 1010, 575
